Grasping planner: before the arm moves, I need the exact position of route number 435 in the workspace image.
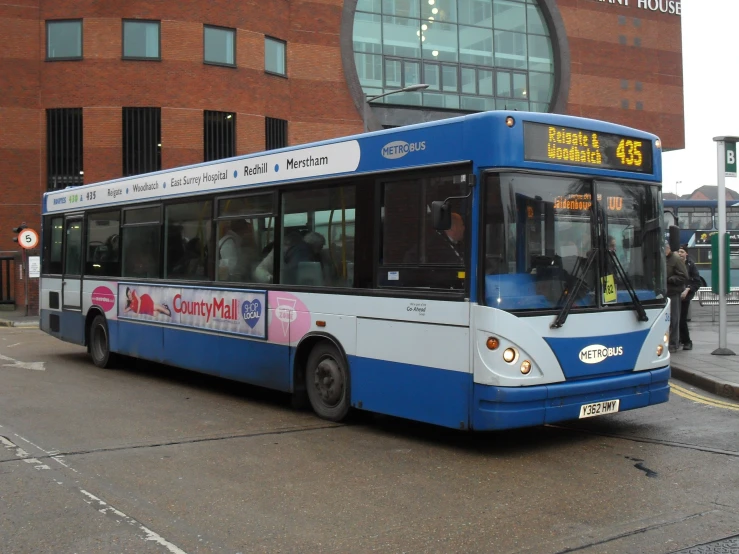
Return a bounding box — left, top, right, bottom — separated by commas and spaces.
616, 139, 643, 167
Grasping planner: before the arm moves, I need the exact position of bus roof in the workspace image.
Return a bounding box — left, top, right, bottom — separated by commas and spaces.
43, 110, 662, 215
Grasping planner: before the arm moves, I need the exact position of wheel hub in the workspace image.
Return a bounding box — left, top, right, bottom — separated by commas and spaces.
314, 357, 343, 407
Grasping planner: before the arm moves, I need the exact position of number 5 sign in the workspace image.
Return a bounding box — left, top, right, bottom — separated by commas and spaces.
18, 229, 39, 249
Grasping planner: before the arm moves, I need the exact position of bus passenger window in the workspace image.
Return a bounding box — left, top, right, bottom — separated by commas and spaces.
378, 173, 468, 291
280, 186, 356, 287
86, 211, 121, 277
165, 201, 212, 281
64, 220, 83, 276
216, 194, 275, 283
122, 206, 161, 279
42, 216, 64, 275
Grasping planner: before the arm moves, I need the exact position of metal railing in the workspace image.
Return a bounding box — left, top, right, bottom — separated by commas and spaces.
695, 286, 739, 322
0, 256, 15, 305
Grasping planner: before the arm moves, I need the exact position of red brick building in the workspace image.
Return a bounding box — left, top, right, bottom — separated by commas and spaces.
0, 0, 684, 313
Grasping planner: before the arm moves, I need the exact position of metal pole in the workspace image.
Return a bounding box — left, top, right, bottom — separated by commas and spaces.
362, 84, 429, 133
23, 249, 28, 317
712, 137, 735, 355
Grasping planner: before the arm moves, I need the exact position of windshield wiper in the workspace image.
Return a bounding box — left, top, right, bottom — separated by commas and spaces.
552, 248, 598, 329
607, 249, 649, 322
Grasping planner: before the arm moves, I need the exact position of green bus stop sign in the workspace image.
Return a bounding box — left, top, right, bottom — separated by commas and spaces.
726, 141, 737, 177
711, 232, 731, 294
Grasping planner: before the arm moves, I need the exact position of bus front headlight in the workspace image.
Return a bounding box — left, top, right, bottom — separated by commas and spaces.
503, 348, 517, 363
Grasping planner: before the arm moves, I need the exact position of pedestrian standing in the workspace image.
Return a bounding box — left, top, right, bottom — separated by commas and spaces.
665, 241, 688, 352
677, 245, 701, 350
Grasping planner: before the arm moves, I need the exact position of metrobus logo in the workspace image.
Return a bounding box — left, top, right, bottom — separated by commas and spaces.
579, 344, 624, 364
381, 140, 426, 160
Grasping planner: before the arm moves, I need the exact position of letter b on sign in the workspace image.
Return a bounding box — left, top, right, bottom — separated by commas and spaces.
726, 141, 737, 178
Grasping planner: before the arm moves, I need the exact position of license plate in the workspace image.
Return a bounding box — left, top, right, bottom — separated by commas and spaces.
579, 399, 620, 419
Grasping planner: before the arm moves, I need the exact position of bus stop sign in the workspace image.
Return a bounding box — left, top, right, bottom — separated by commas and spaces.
726, 141, 737, 177
711, 232, 731, 294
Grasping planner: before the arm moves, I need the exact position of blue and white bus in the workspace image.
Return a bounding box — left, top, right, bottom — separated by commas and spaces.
663, 198, 739, 284
40, 111, 671, 430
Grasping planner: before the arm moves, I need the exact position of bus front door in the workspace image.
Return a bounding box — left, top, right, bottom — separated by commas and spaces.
61, 216, 85, 344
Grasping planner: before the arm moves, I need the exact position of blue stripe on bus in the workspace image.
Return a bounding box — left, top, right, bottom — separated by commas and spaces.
111, 319, 291, 391
471, 366, 670, 431
348, 356, 472, 430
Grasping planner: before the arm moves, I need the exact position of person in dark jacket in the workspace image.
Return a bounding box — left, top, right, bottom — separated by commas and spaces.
665, 241, 688, 352
678, 245, 701, 350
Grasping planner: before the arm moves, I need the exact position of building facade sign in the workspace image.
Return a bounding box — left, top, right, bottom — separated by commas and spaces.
593, 0, 681, 16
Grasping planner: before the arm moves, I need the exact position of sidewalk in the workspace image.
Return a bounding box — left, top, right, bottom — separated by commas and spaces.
1, 302, 737, 400
0, 308, 40, 328
669, 302, 739, 400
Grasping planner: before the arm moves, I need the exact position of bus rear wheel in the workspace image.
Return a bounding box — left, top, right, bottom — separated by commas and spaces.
90, 315, 117, 369
305, 342, 350, 422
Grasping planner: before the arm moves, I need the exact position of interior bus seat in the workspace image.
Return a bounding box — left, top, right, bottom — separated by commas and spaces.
297, 262, 323, 286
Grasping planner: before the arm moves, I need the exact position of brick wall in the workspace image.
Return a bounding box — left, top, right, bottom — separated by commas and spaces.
559, 0, 684, 148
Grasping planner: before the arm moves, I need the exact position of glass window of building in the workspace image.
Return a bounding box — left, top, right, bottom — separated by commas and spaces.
47, 20, 82, 60
204, 111, 236, 161
204, 25, 236, 66
265, 117, 288, 150
353, 0, 554, 112
265, 37, 286, 76
123, 20, 160, 59
122, 107, 161, 177
46, 108, 83, 190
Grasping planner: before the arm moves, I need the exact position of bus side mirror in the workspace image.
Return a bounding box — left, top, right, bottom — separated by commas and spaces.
432, 201, 451, 231
669, 225, 680, 252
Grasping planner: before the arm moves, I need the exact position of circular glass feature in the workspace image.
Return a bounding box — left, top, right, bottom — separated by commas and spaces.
353, 0, 554, 112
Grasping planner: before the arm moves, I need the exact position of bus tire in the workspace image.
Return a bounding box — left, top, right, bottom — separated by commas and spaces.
89, 315, 117, 369
305, 341, 350, 422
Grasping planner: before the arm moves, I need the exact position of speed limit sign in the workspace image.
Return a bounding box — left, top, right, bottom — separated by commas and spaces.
18, 229, 39, 250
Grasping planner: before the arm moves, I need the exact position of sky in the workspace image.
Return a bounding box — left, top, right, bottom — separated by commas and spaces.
661, 0, 739, 196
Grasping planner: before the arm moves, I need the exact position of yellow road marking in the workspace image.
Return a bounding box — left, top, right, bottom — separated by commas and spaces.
670, 382, 739, 411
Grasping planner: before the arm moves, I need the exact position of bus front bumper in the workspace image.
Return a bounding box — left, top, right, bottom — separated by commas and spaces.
471, 366, 670, 431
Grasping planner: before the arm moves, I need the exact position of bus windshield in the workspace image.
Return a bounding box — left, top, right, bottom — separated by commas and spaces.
482, 173, 665, 311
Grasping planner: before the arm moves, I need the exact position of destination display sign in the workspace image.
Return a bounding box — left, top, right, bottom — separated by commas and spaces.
553, 193, 626, 212
524, 122, 654, 174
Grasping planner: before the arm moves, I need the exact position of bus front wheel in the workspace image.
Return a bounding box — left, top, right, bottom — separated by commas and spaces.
89, 315, 117, 369
305, 342, 350, 422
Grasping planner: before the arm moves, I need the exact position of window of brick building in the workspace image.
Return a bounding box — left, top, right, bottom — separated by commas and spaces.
204, 25, 236, 66
46, 108, 83, 191
265, 37, 286, 76
46, 20, 82, 60
204, 111, 236, 162
265, 117, 288, 150
123, 20, 160, 60
123, 108, 161, 177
